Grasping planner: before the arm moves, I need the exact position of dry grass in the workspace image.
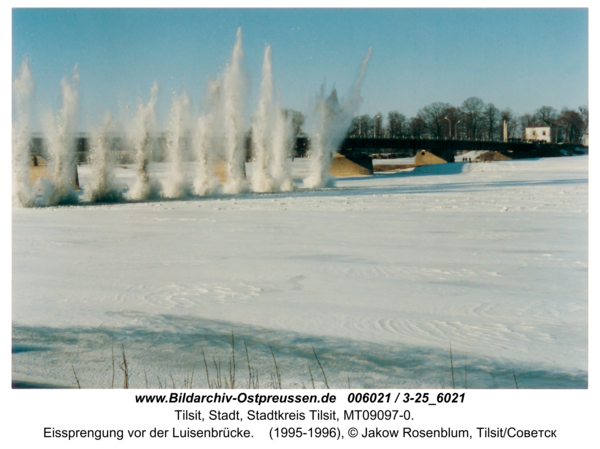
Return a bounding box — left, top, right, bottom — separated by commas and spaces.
80, 332, 332, 389
69, 334, 521, 389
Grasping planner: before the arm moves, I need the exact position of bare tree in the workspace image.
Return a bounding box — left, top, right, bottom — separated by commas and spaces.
558, 108, 586, 143
579, 105, 588, 131
358, 115, 373, 138
347, 117, 359, 137
409, 116, 426, 138
534, 106, 558, 123
418, 102, 452, 139
461, 97, 485, 139
483, 103, 500, 140
386, 111, 406, 138
348, 114, 373, 138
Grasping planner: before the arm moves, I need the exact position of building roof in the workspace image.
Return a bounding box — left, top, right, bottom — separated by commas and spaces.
527, 119, 558, 128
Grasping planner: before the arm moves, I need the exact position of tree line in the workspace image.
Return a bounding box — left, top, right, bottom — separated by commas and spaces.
285, 98, 589, 144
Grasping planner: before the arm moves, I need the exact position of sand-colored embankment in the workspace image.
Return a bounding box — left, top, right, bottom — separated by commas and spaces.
29, 155, 80, 189
329, 153, 373, 176
415, 150, 448, 166
476, 151, 512, 162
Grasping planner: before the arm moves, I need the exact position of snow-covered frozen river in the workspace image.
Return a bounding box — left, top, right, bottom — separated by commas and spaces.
12, 156, 588, 389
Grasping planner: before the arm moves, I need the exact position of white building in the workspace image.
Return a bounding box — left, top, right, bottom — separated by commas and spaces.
525, 120, 560, 143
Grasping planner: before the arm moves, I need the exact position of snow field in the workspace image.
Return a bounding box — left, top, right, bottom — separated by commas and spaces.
12, 156, 588, 388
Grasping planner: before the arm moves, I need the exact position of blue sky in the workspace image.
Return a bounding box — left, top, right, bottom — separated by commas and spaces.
12, 8, 588, 130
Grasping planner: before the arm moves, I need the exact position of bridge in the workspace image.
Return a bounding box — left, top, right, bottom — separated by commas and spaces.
28, 135, 587, 164
295, 137, 587, 161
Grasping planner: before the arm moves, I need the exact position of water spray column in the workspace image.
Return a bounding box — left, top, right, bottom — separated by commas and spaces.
163, 91, 191, 198
304, 48, 373, 189
129, 83, 159, 200
251, 44, 295, 193
193, 115, 214, 195
42, 66, 80, 205
303, 88, 340, 189
222, 28, 248, 194
87, 113, 123, 203
251, 44, 276, 192
193, 78, 221, 196
12, 60, 36, 207
269, 108, 295, 191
